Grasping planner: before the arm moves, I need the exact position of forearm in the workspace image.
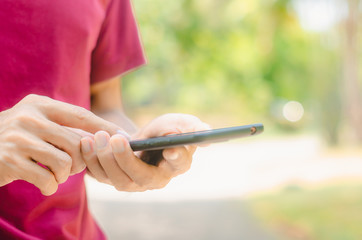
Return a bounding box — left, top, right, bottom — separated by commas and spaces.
90, 77, 137, 136
93, 109, 138, 136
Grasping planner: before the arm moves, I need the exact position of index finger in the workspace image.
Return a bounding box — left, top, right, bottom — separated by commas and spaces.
28, 95, 122, 135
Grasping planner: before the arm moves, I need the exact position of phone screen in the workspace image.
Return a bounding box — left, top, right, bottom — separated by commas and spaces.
130, 123, 264, 151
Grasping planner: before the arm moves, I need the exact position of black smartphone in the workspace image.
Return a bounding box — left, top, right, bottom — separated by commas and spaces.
130, 123, 264, 152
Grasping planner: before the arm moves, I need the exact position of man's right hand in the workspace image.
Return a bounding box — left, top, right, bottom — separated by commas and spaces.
0, 94, 122, 196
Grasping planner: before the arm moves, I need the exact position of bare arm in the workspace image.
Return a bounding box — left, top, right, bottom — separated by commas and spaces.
90, 77, 137, 135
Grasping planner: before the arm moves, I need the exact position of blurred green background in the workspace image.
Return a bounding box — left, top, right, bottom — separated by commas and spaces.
88, 0, 362, 239
123, 0, 362, 146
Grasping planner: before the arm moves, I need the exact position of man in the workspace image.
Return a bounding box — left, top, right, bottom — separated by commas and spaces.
0, 0, 208, 239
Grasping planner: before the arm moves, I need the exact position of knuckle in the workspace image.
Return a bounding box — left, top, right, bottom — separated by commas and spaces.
2, 133, 30, 152
16, 112, 32, 122
136, 172, 162, 190
57, 153, 72, 170
114, 184, 125, 192
21, 94, 49, 106
97, 176, 111, 185
39, 173, 54, 188
22, 94, 39, 103
41, 176, 57, 195
71, 162, 86, 174
135, 176, 150, 189
25, 94, 49, 102
67, 140, 81, 159
71, 135, 82, 148
153, 178, 170, 190
64, 139, 82, 160
0, 153, 18, 170
2, 130, 20, 143
11, 111, 44, 130
73, 107, 92, 121
114, 179, 133, 192
10, 112, 30, 127
67, 143, 84, 170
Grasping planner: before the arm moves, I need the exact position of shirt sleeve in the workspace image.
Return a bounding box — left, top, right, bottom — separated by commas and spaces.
90, 0, 146, 84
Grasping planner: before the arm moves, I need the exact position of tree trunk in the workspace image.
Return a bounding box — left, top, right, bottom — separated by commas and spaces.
342, 0, 362, 142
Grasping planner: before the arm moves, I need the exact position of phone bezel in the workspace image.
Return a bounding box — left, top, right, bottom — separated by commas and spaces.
130, 123, 264, 151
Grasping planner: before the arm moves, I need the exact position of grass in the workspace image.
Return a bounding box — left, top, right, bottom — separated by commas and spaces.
246, 183, 362, 240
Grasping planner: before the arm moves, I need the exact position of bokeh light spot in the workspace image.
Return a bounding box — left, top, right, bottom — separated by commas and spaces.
283, 101, 304, 122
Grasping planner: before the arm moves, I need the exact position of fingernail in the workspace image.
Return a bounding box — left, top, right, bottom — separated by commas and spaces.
95, 132, 108, 149
116, 130, 131, 141
111, 136, 125, 153
81, 138, 92, 153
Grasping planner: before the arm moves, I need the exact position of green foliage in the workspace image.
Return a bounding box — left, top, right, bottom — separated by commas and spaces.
123, 0, 342, 138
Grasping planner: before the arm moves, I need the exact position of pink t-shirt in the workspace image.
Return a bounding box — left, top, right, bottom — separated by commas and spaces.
0, 0, 146, 239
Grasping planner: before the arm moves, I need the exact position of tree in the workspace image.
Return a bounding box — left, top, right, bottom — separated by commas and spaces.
342, 0, 362, 142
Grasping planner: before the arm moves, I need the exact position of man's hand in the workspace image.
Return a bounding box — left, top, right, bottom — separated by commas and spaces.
0, 94, 122, 196
81, 113, 210, 191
